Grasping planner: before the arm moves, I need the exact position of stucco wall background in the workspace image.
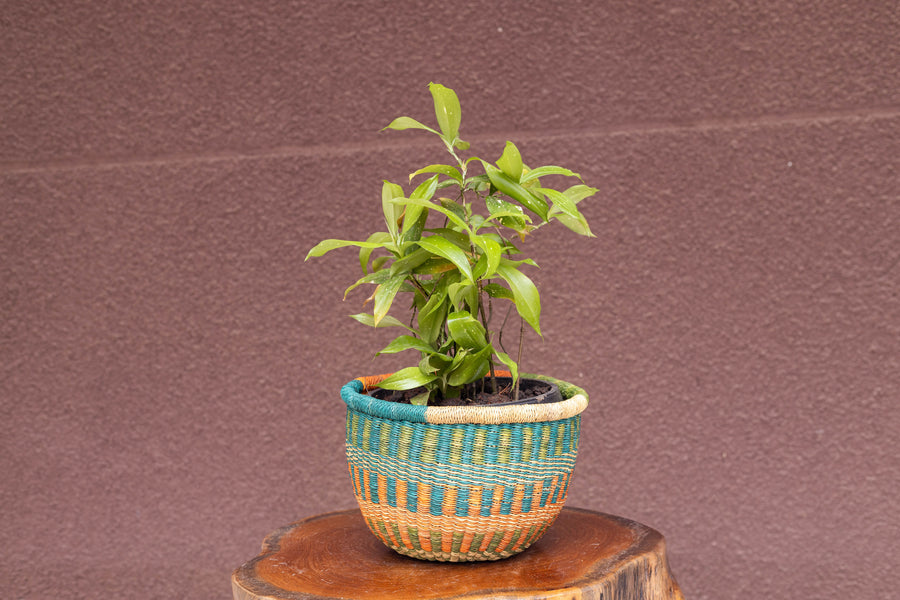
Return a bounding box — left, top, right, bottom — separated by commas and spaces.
2, 2, 898, 598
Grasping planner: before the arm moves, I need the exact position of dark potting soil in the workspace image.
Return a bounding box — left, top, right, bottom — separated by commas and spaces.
370, 376, 556, 406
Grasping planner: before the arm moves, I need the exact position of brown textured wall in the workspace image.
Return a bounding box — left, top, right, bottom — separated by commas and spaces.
2, 1, 898, 598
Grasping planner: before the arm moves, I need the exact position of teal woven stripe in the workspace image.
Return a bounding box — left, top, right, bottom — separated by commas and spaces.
436, 427, 453, 463
388, 420, 401, 455
545, 422, 559, 459
368, 471, 379, 503
342, 379, 428, 422
386, 476, 397, 507
500, 484, 515, 515
429, 484, 444, 516
539, 477, 553, 506
522, 483, 534, 513
406, 480, 418, 513
480, 487, 494, 516
346, 410, 581, 463
455, 486, 470, 517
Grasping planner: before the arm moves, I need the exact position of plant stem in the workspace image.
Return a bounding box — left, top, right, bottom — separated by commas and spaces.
477, 284, 498, 394
513, 317, 525, 401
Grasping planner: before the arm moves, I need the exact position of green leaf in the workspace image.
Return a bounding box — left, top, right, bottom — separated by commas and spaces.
400, 208, 429, 245
472, 234, 501, 278
412, 257, 456, 275
416, 236, 474, 283
395, 197, 470, 232
359, 231, 393, 273
409, 164, 462, 183
447, 310, 488, 350
429, 83, 461, 141
378, 367, 437, 390
420, 352, 452, 373
376, 335, 435, 356
409, 391, 431, 405
397, 175, 438, 246
343, 268, 391, 299
448, 282, 478, 312
541, 188, 594, 237
520, 166, 580, 183
484, 195, 530, 232
563, 184, 598, 204
482, 283, 514, 301
496, 260, 541, 335
410, 174, 440, 201
447, 345, 492, 386
350, 313, 413, 332
373, 275, 406, 325
439, 198, 467, 224
496, 141, 523, 181
417, 299, 447, 346
484, 164, 550, 221
389, 247, 431, 276
419, 276, 451, 318
494, 350, 519, 384
427, 227, 470, 250
382, 181, 404, 241
371, 256, 391, 271
384, 116, 438, 135
306, 238, 391, 260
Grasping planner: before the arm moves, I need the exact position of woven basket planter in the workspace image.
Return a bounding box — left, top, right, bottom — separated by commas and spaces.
340, 373, 589, 562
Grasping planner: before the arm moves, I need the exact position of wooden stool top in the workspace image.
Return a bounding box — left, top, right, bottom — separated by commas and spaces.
232, 507, 683, 600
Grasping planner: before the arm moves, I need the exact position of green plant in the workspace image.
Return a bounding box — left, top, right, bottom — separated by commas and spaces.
307, 83, 596, 404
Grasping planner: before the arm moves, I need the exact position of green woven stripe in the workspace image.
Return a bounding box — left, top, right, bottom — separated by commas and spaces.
484, 531, 504, 554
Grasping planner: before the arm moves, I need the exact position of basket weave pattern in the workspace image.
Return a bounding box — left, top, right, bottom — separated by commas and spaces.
341, 374, 587, 561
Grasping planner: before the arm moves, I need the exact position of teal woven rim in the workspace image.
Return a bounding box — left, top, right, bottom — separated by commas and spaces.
341, 374, 588, 424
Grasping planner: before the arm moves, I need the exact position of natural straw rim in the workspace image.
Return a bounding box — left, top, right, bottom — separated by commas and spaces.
341, 372, 588, 424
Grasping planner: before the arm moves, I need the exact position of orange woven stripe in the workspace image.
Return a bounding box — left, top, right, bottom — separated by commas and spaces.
396, 479, 407, 512
459, 530, 476, 555
418, 526, 433, 552
532, 479, 544, 508
356, 374, 393, 391
357, 371, 509, 389
469, 486, 483, 517
477, 529, 493, 552
418, 483, 431, 516
511, 484, 524, 515
443, 486, 457, 516
490, 484, 503, 516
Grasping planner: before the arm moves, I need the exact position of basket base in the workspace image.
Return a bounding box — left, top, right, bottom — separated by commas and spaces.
359, 508, 562, 562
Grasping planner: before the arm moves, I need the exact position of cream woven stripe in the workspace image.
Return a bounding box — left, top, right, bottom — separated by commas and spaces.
424, 393, 588, 424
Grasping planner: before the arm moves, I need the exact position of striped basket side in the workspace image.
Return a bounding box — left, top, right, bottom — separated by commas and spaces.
341, 374, 587, 561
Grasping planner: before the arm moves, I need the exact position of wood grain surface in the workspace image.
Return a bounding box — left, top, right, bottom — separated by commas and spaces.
232, 507, 683, 600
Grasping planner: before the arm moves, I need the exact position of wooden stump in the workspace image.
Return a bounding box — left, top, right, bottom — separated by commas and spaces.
232, 507, 684, 600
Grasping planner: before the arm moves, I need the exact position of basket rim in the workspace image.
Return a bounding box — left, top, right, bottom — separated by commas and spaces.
341, 373, 588, 424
